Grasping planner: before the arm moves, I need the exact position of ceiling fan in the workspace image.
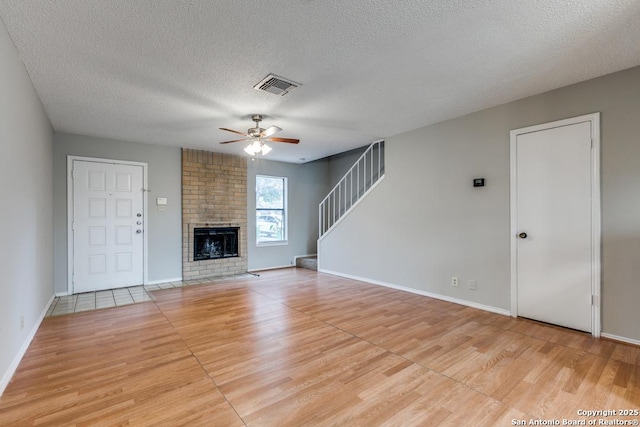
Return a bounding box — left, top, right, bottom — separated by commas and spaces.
219, 114, 299, 155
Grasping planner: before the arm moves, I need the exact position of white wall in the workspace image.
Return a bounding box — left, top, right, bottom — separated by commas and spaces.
320, 66, 640, 342
247, 158, 328, 270
53, 133, 182, 292
0, 20, 54, 394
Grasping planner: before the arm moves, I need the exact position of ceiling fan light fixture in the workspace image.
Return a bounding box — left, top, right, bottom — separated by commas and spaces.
244, 139, 271, 156
260, 143, 272, 155
220, 114, 299, 149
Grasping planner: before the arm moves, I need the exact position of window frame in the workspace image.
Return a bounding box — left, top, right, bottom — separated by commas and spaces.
255, 175, 288, 246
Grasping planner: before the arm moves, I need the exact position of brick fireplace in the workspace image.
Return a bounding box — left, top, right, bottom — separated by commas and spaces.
182, 149, 247, 280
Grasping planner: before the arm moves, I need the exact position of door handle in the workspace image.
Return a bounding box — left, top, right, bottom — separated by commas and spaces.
518, 232, 527, 239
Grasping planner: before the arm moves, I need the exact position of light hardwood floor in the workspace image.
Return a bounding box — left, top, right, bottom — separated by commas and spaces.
1, 268, 638, 426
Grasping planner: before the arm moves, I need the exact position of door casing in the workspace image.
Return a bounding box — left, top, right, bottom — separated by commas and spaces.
509, 113, 601, 337
66, 156, 149, 295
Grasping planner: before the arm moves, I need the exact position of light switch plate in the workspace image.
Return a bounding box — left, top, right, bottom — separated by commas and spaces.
156, 197, 167, 205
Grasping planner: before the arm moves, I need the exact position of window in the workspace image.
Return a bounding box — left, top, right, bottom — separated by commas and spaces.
256, 175, 287, 245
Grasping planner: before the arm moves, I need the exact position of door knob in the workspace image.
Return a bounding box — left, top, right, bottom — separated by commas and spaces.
136, 229, 142, 234
518, 232, 527, 239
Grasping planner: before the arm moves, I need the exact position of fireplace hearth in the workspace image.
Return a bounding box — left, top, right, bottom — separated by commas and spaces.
193, 227, 239, 261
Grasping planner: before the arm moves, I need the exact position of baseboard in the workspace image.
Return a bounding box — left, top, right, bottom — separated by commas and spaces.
248, 265, 295, 273
0, 293, 55, 397
601, 333, 640, 347
55, 291, 70, 297
145, 277, 183, 285
318, 268, 511, 317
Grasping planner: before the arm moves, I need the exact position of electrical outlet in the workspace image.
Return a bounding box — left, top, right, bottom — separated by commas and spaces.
469, 280, 477, 291
451, 276, 459, 287
20, 315, 24, 330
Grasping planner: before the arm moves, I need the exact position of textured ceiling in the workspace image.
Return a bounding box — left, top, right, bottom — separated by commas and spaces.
1, 0, 639, 163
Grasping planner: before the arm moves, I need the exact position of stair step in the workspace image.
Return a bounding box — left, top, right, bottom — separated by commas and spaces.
296, 256, 317, 271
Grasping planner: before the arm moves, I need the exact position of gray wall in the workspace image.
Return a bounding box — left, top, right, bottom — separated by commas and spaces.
54, 134, 336, 284
327, 145, 368, 189
319, 66, 640, 342
247, 158, 329, 270
0, 21, 54, 392
53, 133, 182, 293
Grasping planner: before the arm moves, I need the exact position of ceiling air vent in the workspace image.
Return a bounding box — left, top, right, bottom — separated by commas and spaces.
253, 74, 301, 96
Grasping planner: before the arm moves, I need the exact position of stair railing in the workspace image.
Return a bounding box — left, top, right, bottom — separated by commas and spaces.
319, 140, 385, 239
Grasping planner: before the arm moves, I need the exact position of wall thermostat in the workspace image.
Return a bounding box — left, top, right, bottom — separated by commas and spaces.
473, 178, 485, 187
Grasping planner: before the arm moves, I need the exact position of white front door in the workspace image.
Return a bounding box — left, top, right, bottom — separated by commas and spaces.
511, 114, 599, 333
72, 159, 145, 293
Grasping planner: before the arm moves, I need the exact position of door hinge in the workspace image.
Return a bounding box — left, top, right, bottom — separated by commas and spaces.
591, 295, 595, 305
590, 138, 594, 148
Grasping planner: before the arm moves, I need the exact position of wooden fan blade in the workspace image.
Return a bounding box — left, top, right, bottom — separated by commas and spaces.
266, 137, 300, 144
260, 126, 282, 138
219, 127, 247, 136
219, 139, 248, 144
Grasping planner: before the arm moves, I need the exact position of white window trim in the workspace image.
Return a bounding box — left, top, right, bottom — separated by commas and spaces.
256, 240, 289, 247
256, 175, 288, 246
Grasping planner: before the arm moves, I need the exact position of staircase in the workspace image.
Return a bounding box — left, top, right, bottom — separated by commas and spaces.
296, 255, 317, 271
318, 140, 385, 239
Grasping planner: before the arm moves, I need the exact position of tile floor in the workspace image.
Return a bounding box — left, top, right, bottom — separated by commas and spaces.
46, 275, 258, 317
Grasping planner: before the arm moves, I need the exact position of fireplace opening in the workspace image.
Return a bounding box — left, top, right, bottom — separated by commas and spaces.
193, 227, 239, 261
